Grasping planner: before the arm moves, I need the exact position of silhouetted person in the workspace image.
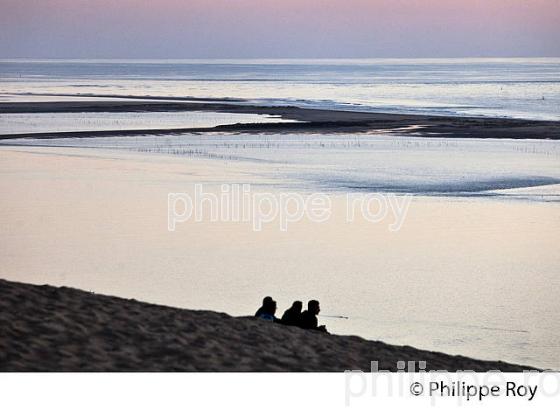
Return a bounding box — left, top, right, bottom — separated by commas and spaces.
255, 296, 273, 317
299, 300, 327, 332
256, 297, 279, 322
281, 301, 303, 326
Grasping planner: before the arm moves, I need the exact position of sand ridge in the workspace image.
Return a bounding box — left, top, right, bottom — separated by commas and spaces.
1, 97, 559, 140
0, 279, 538, 372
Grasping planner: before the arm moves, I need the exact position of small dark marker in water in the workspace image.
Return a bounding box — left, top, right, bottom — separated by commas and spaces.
319, 314, 349, 319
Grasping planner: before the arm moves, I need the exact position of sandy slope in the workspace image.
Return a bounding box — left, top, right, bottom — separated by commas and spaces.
0, 279, 537, 372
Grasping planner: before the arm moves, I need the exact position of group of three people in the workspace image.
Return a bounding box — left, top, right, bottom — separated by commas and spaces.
254, 296, 328, 333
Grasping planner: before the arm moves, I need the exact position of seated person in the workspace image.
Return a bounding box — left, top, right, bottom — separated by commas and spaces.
255, 296, 273, 317
256, 297, 279, 322
299, 300, 328, 333
281, 301, 303, 326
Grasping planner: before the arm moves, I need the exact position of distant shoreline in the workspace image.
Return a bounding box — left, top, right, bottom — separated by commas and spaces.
1, 94, 559, 140
0, 279, 541, 371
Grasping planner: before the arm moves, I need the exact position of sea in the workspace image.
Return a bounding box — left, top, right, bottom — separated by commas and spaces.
0, 59, 559, 370
1, 58, 559, 120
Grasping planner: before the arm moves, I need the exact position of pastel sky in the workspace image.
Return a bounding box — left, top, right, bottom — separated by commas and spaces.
1, 0, 559, 58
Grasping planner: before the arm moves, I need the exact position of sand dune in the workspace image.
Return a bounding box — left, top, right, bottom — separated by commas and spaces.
1, 98, 559, 140
0, 279, 537, 372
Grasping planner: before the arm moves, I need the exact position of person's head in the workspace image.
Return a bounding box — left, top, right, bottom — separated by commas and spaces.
263, 297, 277, 315
308, 300, 320, 315
291, 301, 303, 313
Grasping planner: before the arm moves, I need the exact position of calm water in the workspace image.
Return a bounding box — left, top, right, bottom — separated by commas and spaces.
0, 112, 293, 135
4, 133, 560, 202
0, 145, 559, 370
0, 58, 559, 369
1, 58, 560, 120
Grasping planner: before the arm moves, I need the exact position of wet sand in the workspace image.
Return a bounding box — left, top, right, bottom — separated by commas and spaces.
1, 95, 559, 140
0, 278, 537, 371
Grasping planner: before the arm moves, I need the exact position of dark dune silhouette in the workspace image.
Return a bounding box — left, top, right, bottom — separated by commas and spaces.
0, 279, 538, 372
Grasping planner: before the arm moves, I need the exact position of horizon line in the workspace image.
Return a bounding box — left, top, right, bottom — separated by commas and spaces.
1, 56, 560, 62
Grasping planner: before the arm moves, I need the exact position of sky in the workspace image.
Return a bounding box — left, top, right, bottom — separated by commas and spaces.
0, 0, 559, 58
